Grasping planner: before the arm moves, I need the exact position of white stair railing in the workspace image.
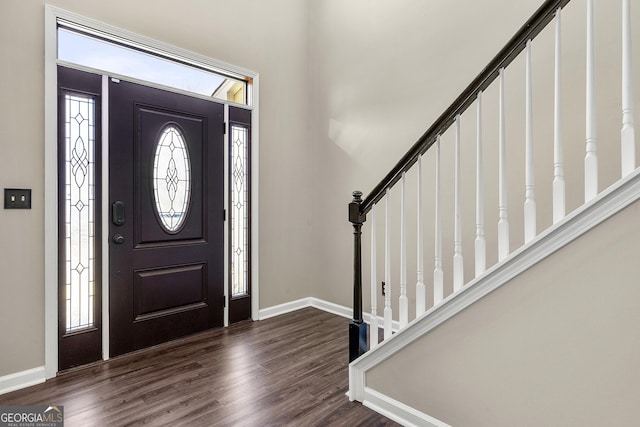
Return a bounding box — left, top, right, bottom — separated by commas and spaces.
433, 136, 444, 305
553, 7, 566, 224
416, 155, 426, 315
585, 0, 598, 202
475, 91, 486, 277
622, 0, 636, 176
498, 68, 510, 260
383, 188, 393, 340
350, 0, 638, 357
369, 205, 378, 349
399, 173, 408, 328
524, 40, 537, 243
453, 117, 464, 292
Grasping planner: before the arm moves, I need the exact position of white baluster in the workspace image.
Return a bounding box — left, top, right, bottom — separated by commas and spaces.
384, 189, 392, 339
498, 68, 510, 260
524, 40, 537, 243
416, 155, 426, 316
622, 0, 636, 176
585, 0, 598, 201
453, 116, 464, 292
369, 204, 378, 349
475, 92, 486, 277
434, 136, 444, 304
553, 8, 566, 224
399, 172, 408, 328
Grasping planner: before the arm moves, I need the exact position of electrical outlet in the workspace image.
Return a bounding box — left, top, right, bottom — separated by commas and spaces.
4, 189, 32, 209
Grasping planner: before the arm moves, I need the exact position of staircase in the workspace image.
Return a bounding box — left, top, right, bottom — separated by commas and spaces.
347, 0, 640, 425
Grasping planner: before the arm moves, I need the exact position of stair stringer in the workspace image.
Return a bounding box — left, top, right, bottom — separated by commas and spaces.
349, 169, 640, 406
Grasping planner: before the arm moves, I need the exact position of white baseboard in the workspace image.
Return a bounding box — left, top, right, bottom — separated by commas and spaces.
309, 298, 352, 318
259, 297, 400, 332
0, 366, 46, 396
258, 297, 351, 320
363, 388, 450, 427
258, 298, 313, 320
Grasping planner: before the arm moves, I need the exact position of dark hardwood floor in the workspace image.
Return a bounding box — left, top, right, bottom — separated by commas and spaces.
0, 308, 400, 426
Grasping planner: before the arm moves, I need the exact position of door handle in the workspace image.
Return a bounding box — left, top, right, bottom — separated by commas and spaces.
112, 234, 125, 244
112, 201, 126, 226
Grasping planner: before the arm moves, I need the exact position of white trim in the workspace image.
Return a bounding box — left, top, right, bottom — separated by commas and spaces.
349, 169, 640, 402
44, 4, 260, 377
223, 105, 230, 328
0, 367, 46, 396
310, 297, 398, 327
315, 298, 401, 332
259, 298, 340, 320
259, 298, 400, 331
101, 75, 110, 360
250, 77, 260, 322
258, 298, 312, 320
362, 388, 451, 427
309, 298, 351, 319
43, 5, 59, 380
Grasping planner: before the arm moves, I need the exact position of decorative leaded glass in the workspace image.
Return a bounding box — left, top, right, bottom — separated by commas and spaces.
152, 126, 191, 233
231, 125, 249, 297
64, 94, 96, 332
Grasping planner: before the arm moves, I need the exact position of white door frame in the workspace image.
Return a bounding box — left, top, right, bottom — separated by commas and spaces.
44, 5, 260, 379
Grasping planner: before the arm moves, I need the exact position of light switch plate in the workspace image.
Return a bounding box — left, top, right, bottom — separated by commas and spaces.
4, 189, 32, 209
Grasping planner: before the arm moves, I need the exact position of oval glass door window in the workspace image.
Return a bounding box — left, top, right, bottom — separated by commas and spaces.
152, 126, 191, 233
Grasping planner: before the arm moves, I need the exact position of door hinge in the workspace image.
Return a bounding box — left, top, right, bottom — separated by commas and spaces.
223, 209, 226, 221
223, 298, 226, 308
224, 122, 227, 134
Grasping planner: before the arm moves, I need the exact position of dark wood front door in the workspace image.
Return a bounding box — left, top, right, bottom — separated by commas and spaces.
109, 79, 224, 357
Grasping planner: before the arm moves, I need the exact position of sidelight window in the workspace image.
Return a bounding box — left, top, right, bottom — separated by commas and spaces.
63, 93, 97, 332
230, 124, 249, 297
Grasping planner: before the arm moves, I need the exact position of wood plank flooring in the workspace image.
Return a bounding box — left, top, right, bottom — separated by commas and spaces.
0, 308, 400, 426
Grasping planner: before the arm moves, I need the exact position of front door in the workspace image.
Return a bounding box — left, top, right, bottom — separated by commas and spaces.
109, 79, 224, 357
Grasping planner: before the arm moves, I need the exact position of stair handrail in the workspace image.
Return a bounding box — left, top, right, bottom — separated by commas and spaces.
349, 0, 573, 362
359, 0, 571, 216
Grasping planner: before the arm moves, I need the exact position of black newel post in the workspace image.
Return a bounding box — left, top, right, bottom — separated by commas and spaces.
349, 191, 367, 362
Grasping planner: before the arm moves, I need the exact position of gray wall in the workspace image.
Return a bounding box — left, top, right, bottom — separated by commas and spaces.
307, 0, 548, 309
367, 198, 640, 426
0, 0, 313, 377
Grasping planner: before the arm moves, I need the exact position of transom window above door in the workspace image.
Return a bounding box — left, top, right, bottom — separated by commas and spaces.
57, 23, 250, 105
